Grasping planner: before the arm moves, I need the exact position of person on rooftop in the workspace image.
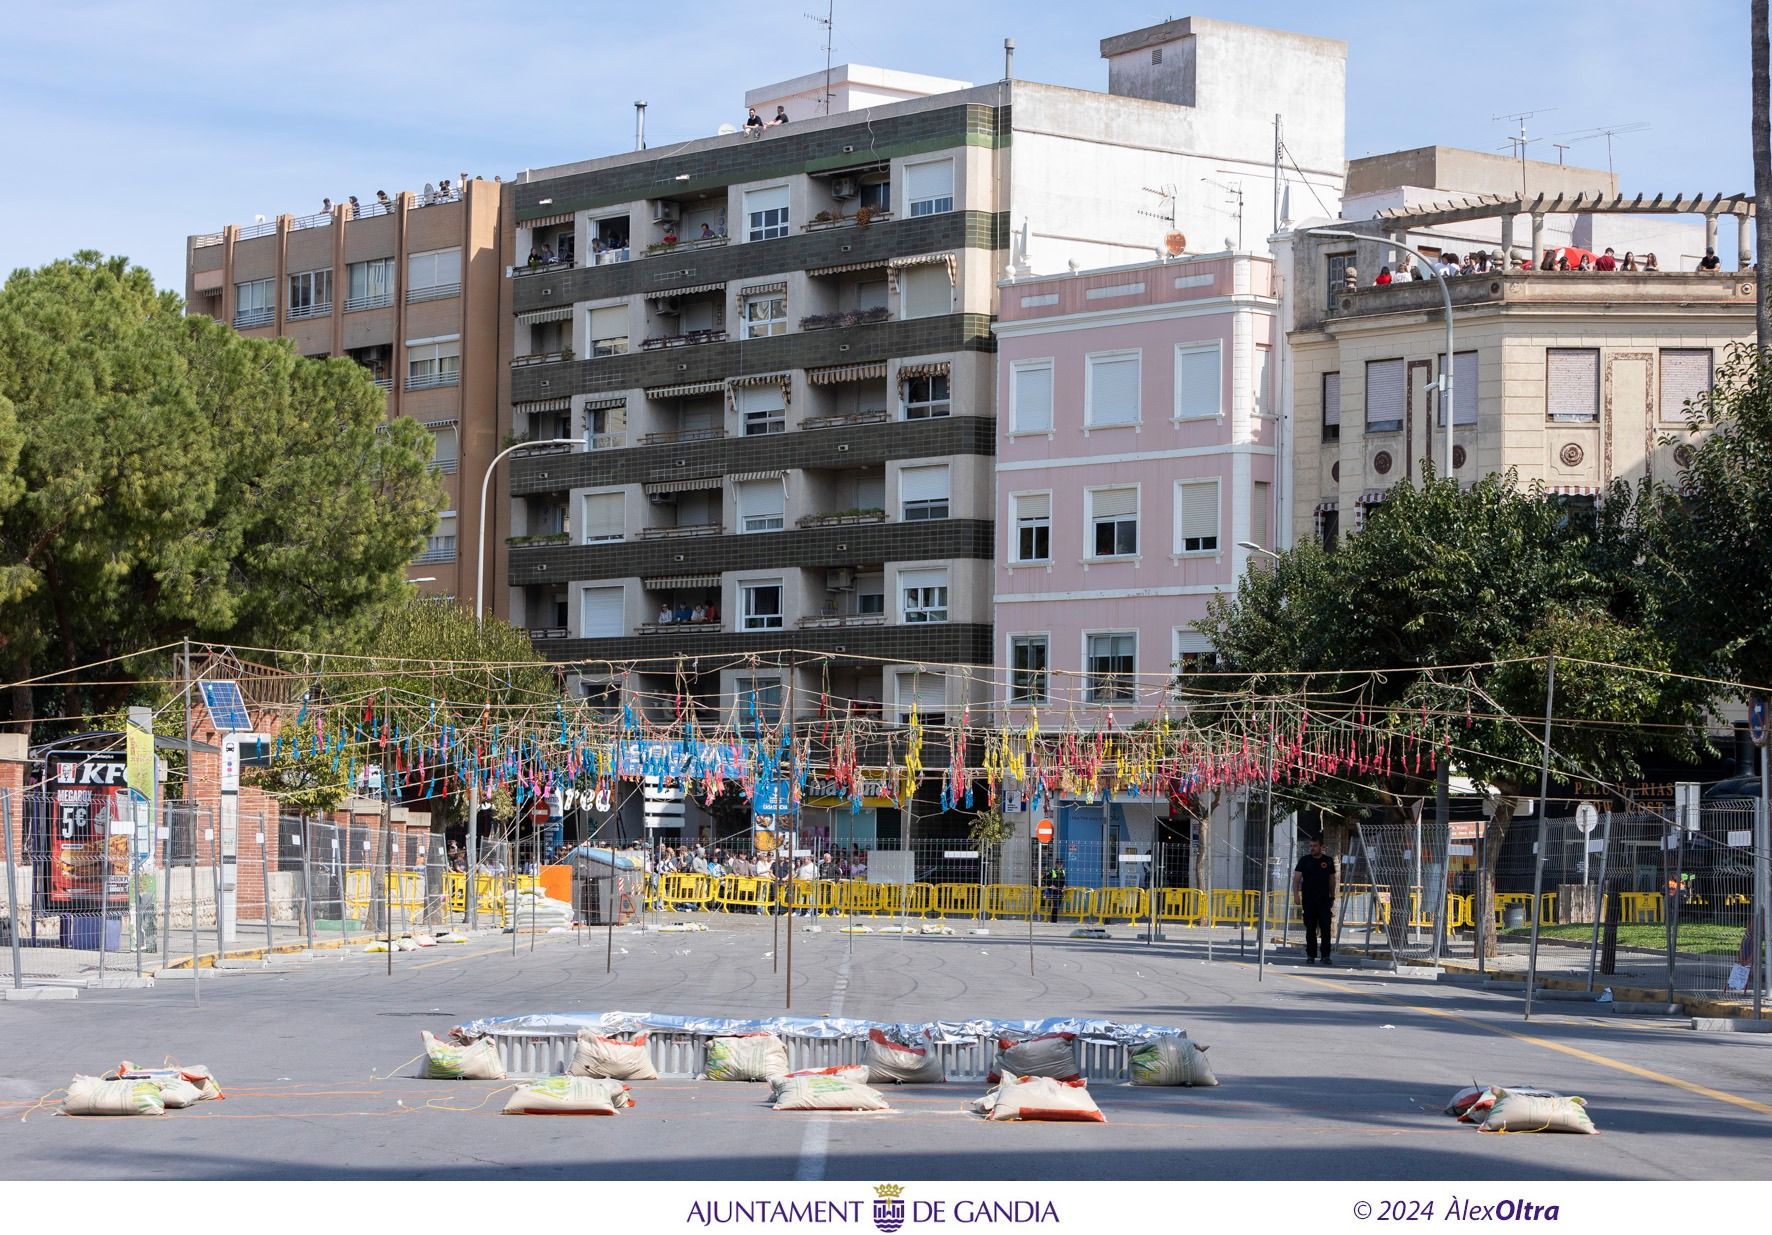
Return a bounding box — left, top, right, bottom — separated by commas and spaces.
770, 106, 789, 126
745, 107, 764, 133
1644, 252, 1661, 271
1595, 247, 1618, 272
1699, 247, 1722, 271
1621, 251, 1639, 271
1374, 266, 1392, 286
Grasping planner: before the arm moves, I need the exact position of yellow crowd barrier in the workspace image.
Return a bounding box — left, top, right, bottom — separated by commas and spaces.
1619, 891, 1664, 924
1092, 887, 1149, 923
1156, 887, 1203, 924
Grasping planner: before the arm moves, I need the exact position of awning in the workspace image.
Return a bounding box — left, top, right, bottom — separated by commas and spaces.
729, 372, 792, 388
516, 305, 574, 325
647, 380, 724, 398
807, 362, 888, 385
644, 476, 724, 495
582, 395, 627, 411
642, 574, 720, 589
645, 280, 726, 300
1356, 489, 1389, 506
1313, 499, 1339, 514
421, 416, 460, 429
521, 212, 576, 230
887, 252, 953, 269
738, 280, 788, 298
808, 259, 889, 277
897, 361, 951, 380
1545, 485, 1603, 496
728, 469, 787, 483
514, 397, 571, 413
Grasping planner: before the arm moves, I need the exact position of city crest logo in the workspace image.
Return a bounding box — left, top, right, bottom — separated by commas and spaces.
872, 1184, 906, 1233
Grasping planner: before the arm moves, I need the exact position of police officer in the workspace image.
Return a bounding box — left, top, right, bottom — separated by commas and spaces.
1043, 862, 1067, 923
1291, 835, 1336, 965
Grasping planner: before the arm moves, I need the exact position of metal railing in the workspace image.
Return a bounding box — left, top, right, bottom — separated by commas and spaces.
416, 536, 457, 563
639, 426, 724, 445
405, 371, 460, 391
232, 307, 275, 328
344, 292, 393, 312
406, 282, 460, 304
286, 301, 332, 321
291, 210, 332, 231
511, 351, 570, 368
237, 220, 277, 240
639, 523, 723, 540
192, 232, 224, 249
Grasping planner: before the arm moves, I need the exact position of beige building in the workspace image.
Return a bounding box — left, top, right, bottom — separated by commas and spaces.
184, 182, 504, 600
1273, 194, 1756, 547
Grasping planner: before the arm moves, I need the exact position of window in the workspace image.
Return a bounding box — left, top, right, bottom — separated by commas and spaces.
1365, 358, 1404, 433
1086, 633, 1136, 703
233, 278, 274, 327
900, 265, 951, 319
1319, 508, 1340, 552
1255, 346, 1273, 418
896, 672, 946, 725
1325, 253, 1354, 309
856, 279, 888, 311
1086, 351, 1141, 427
1175, 343, 1221, 419
735, 674, 784, 725
1011, 360, 1054, 433
581, 586, 624, 638
899, 464, 950, 521
1012, 492, 1051, 563
1250, 481, 1270, 549
428, 424, 458, 474
1009, 635, 1049, 704
1546, 349, 1600, 422
287, 269, 332, 320
905, 159, 955, 216
1660, 349, 1714, 422
405, 337, 460, 390
589, 305, 628, 357
858, 574, 885, 615
406, 247, 461, 301
744, 186, 790, 241
736, 478, 785, 533
1435, 351, 1478, 426
737, 384, 786, 435
1087, 487, 1138, 558
419, 512, 456, 563
1172, 630, 1216, 688
740, 580, 783, 630
858, 179, 890, 213
742, 292, 787, 339
1175, 479, 1221, 554
901, 373, 950, 420
1322, 372, 1341, 441
345, 258, 394, 310
899, 567, 949, 623
583, 492, 623, 543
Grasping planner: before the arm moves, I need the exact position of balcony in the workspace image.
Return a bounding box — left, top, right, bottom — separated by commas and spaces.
643, 234, 729, 257
286, 301, 332, 321
406, 372, 461, 392
527, 626, 571, 642
800, 409, 889, 432
796, 509, 885, 529
233, 307, 274, 329
588, 432, 625, 451
506, 532, 570, 547
641, 328, 728, 350
639, 523, 723, 540
639, 426, 725, 446
799, 307, 891, 332
406, 282, 461, 304
796, 613, 887, 629
416, 535, 457, 564
345, 292, 393, 312
371, 377, 394, 391
636, 617, 723, 636
512, 350, 572, 368
801, 209, 892, 234
513, 258, 577, 279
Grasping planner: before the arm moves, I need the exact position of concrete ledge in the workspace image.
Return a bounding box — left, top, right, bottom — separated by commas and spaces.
1691, 1016, 1772, 1033
2, 986, 77, 1000
88, 976, 155, 989
213, 959, 269, 970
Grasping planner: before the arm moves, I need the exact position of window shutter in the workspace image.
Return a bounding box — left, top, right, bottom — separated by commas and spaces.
1177, 345, 1221, 418
589, 305, 626, 339
1365, 359, 1405, 430
738, 479, 784, 521
1015, 492, 1051, 520
431, 426, 458, 468
1013, 363, 1054, 432
1091, 487, 1138, 519
899, 465, 949, 504
1546, 350, 1599, 421
1180, 481, 1220, 543
1089, 355, 1141, 425
899, 567, 946, 593
582, 586, 624, 638
902, 266, 951, 318
914, 674, 946, 711
1255, 346, 1273, 416
583, 493, 623, 540
1174, 631, 1213, 656
1436, 352, 1478, 425
737, 383, 785, 414
1659, 350, 1713, 420
905, 160, 954, 203
745, 185, 789, 216
1323, 371, 1342, 428
1251, 481, 1270, 548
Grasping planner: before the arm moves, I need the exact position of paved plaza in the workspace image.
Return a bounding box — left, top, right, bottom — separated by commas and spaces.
1, 918, 1769, 1181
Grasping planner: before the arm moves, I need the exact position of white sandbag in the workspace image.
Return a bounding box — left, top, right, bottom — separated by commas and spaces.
61, 1076, 165, 1117
989, 1032, 1079, 1082
978, 1073, 1105, 1123
410, 934, 438, 948
570, 1031, 659, 1081
422, 1030, 507, 1080
501, 1076, 633, 1115
1129, 1037, 1216, 1087
866, 1029, 946, 1084
770, 1075, 892, 1112
438, 932, 470, 943
704, 1033, 790, 1081
1451, 1084, 1561, 1124
1478, 1089, 1597, 1135
768, 1065, 871, 1084
154, 1078, 205, 1109
111, 1063, 224, 1101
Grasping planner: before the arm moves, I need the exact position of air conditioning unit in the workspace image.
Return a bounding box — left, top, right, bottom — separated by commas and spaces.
828, 568, 855, 591
654, 297, 681, 315
830, 177, 858, 200
653, 200, 681, 225
649, 491, 678, 505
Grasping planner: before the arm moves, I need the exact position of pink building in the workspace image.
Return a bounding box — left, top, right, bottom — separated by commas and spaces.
992, 253, 1279, 872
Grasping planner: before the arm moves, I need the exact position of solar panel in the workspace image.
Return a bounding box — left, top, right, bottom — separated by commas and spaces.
200, 680, 253, 733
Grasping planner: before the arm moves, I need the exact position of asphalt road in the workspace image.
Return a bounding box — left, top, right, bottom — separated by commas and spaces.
2, 919, 1768, 1182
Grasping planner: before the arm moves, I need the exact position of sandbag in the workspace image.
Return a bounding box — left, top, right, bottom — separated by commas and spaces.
501, 1076, 633, 1115
422, 1030, 506, 1080
61, 1076, 166, 1117
111, 1063, 224, 1101
770, 1074, 892, 1112
771, 1065, 871, 1084
977, 1073, 1105, 1123
1129, 1037, 1216, 1087
570, 1030, 659, 1081
704, 1033, 790, 1081
989, 1032, 1079, 1082
1478, 1089, 1597, 1135
867, 1029, 946, 1084
1449, 1084, 1560, 1123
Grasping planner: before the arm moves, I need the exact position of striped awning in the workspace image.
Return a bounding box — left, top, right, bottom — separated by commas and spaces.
807, 362, 888, 385
582, 395, 627, 411
1313, 499, 1339, 514
738, 280, 788, 298
1545, 484, 1603, 496
516, 305, 574, 325
644, 476, 724, 496
729, 469, 787, 483
521, 212, 576, 230
643, 574, 720, 589
514, 397, 571, 413
897, 361, 951, 380
729, 371, 792, 388
645, 280, 725, 300
647, 380, 724, 398
421, 416, 460, 429
807, 259, 888, 277
888, 252, 953, 269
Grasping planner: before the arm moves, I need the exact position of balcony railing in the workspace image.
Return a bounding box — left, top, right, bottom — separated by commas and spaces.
192, 232, 223, 249
406, 372, 461, 391
636, 618, 723, 636
429, 459, 460, 475
643, 234, 728, 257
371, 377, 394, 390
796, 510, 886, 529
416, 536, 457, 564
801, 210, 892, 232
512, 258, 577, 278
638, 426, 724, 446
232, 307, 274, 329
512, 351, 571, 368
639, 523, 723, 540
238, 220, 277, 241
592, 247, 633, 266
800, 409, 889, 431
506, 531, 570, 546
587, 432, 625, 451
641, 329, 728, 350
407, 282, 461, 304
795, 614, 888, 629
291, 210, 332, 231
527, 626, 571, 641
345, 292, 392, 312
800, 307, 892, 331
286, 301, 332, 321
510, 441, 575, 458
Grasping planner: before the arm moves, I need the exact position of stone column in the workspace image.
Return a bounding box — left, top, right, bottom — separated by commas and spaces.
1530, 214, 1545, 267
1704, 213, 1719, 261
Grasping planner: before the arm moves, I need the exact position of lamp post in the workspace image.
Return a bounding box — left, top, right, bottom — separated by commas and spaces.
474, 438, 582, 626
1306, 228, 1457, 479
1237, 540, 1281, 562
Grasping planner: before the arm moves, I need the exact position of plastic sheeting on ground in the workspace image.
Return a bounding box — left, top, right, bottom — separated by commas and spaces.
454, 1010, 1187, 1046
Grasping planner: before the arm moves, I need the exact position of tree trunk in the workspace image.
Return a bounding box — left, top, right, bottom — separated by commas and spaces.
1756, 0, 1770, 350
6, 655, 33, 740
1478, 796, 1517, 959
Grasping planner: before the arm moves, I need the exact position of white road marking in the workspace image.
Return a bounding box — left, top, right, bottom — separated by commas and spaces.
794, 949, 852, 1182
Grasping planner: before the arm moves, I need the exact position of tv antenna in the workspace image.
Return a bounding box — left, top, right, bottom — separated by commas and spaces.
1556, 122, 1651, 178
806, 2, 835, 116
1202, 176, 1246, 253
1137, 184, 1177, 229
1493, 107, 1554, 195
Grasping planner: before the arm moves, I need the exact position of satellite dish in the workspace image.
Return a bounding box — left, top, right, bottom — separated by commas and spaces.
253, 214, 266, 224
1164, 231, 1187, 256
717, 123, 739, 135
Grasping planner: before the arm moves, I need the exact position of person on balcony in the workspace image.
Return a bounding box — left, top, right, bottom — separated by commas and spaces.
1644, 252, 1661, 272
658, 603, 673, 625
1620, 251, 1640, 271
692, 603, 708, 622
1394, 256, 1420, 282
699, 223, 717, 240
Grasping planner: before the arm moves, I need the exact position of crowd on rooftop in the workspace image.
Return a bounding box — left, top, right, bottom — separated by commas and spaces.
1371, 244, 1741, 285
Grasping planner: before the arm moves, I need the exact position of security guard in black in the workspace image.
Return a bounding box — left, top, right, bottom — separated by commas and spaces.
1292, 836, 1335, 965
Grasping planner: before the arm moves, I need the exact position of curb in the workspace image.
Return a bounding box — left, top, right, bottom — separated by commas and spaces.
1406, 955, 1760, 1020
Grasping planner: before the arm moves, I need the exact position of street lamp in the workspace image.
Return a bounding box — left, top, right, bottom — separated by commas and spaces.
474, 438, 583, 626
1237, 540, 1281, 561
1305, 228, 1457, 479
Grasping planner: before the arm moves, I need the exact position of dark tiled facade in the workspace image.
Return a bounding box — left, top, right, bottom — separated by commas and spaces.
530, 622, 992, 666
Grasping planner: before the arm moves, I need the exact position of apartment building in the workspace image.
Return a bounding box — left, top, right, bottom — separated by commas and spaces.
184, 182, 503, 600
496, 17, 1346, 846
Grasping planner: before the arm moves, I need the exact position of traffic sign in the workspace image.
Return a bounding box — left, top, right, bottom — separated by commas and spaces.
1752, 697, 1769, 747
1034, 819, 1054, 844
1574, 803, 1599, 834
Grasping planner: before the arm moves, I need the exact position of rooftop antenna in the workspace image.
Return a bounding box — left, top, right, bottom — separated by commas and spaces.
806, 1, 835, 116
1552, 142, 1570, 166
1203, 175, 1246, 252
1493, 107, 1554, 196
634, 100, 647, 152
1556, 122, 1652, 179
1004, 36, 1015, 82
1138, 183, 1178, 250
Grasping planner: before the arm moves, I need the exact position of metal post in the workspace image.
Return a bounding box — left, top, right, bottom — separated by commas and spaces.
1432, 761, 1451, 963
301, 818, 314, 954
1354, 828, 1387, 971
475, 439, 581, 625
605, 870, 614, 973
786, 835, 796, 1011
1585, 810, 1613, 992
1665, 822, 1683, 1002
1758, 734, 1770, 1019
1258, 711, 1274, 982
190, 818, 201, 1007
160, 802, 172, 967
1475, 812, 1487, 976
467, 784, 480, 931
1202, 813, 1214, 963
1524, 655, 1557, 1020
260, 816, 274, 955
1028, 822, 1039, 977
4, 791, 21, 990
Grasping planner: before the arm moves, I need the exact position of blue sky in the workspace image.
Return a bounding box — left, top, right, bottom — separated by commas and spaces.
0, 0, 1748, 291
